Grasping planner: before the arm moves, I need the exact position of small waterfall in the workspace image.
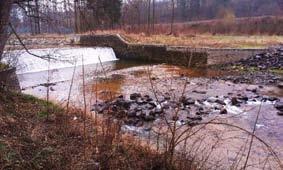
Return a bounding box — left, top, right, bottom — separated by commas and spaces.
3, 47, 118, 74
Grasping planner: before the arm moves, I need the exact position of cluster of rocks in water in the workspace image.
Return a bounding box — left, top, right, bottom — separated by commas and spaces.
236, 47, 283, 70
219, 47, 283, 85
91, 91, 283, 127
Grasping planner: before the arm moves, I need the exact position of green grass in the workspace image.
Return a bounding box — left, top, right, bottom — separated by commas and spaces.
270, 69, 283, 75
0, 63, 8, 71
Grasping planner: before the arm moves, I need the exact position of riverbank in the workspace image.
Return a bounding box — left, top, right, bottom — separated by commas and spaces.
0, 88, 190, 169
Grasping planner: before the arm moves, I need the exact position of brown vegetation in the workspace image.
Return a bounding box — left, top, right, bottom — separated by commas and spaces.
122, 16, 283, 36
0, 88, 195, 170
93, 30, 283, 49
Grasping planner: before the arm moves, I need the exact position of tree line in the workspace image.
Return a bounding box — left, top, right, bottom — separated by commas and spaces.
5, 0, 283, 35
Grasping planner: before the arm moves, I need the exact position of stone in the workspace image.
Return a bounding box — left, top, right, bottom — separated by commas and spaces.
172, 116, 179, 121
92, 103, 108, 113
207, 97, 218, 103
215, 99, 226, 105
183, 98, 196, 105
164, 93, 171, 100
187, 115, 202, 121
144, 115, 155, 122
274, 101, 283, 111
278, 83, 283, 89
148, 101, 157, 107
238, 96, 249, 101
231, 97, 238, 106
130, 93, 141, 100
117, 95, 124, 99
187, 121, 199, 126
154, 108, 162, 114
246, 86, 257, 93
127, 110, 136, 118
136, 98, 145, 105
220, 109, 228, 114
268, 97, 278, 102
135, 121, 144, 127
192, 90, 207, 94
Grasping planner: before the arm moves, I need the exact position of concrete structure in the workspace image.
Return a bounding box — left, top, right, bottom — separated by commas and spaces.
0, 67, 20, 91
77, 34, 208, 67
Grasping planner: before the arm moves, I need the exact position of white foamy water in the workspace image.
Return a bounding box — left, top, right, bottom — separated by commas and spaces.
3, 47, 118, 74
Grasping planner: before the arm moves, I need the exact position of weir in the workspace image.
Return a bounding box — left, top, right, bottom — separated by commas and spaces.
3, 47, 118, 74
77, 34, 208, 67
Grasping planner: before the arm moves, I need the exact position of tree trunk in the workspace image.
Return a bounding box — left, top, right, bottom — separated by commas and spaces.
35, 0, 41, 34
152, 0, 155, 32
170, 0, 175, 34
0, 0, 13, 60
147, 0, 151, 34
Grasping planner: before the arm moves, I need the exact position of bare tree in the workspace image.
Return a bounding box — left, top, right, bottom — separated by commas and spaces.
152, 0, 155, 32
147, 0, 151, 33
0, 0, 13, 60
169, 0, 175, 34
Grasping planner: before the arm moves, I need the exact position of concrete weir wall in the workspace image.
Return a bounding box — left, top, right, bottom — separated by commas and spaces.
78, 34, 208, 67
0, 67, 20, 91
77, 34, 268, 66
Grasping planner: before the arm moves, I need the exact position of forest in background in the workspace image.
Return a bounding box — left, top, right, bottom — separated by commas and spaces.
9, 0, 283, 34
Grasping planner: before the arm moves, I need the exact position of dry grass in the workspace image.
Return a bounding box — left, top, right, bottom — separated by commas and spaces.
93, 30, 283, 49
0, 88, 196, 170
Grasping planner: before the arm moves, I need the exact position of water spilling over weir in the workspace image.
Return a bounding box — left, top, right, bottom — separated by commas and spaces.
4, 47, 118, 75
3, 47, 118, 89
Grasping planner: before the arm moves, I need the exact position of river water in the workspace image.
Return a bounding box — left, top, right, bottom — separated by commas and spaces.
3, 47, 283, 170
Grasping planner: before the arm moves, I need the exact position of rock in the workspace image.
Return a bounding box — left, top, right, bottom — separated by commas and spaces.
187, 121, 200, 126
130, 93, 141, 100
246, 87, 257, 93
92, 103, 108, 113
268, 97, 278, 102
161, 102, 170, 109
144, 95, 153, 102
196, 109, 209, 115
192, 90, 207, 94
207, 97, 218, 103
127, 110, 136, 118
164, 93, 171, 100
187, 115, 202, 121
220, 109, 228, 114
136, 98, 145, 105
117, 95, 124, 99
172, 116, 179, 121
144, 115, 155, 122
274, 101, 283, 111
151, 77, 157, 81
215, 99, 226, 105
148, 101, 157, 107
238, 96, 249, 101
231, 97, 239, 106
154, 108, 162, 114
278, 83, 283, 89
182, 97, 195, 105
135, 121, 144, 127
144, 104, 155, 110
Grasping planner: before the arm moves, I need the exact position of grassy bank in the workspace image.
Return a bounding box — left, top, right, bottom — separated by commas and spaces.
94, 30, 283, 49
0, 89, 195, 170
0, 63, 8, 71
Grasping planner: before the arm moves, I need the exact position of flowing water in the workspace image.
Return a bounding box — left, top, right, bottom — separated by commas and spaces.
3, 47, 283, 170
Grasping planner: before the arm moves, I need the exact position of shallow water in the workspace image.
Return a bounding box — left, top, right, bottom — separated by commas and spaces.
6, 47, 283, 170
